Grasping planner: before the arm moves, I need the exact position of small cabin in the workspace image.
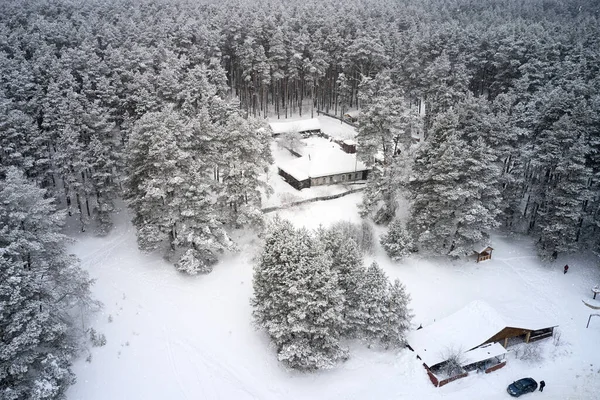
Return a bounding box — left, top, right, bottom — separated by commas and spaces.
474, 246, 493, 263
343, 110, 360, 123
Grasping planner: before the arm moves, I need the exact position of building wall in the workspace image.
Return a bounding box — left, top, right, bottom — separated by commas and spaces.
278, 168, 310, 190
485, 361, 506, 373
311, 170, 367, 186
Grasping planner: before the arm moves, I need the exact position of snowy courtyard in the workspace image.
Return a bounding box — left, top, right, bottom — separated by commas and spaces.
66, 191, 600, 400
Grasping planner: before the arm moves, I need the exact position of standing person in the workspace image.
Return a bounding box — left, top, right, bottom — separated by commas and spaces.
564, 265, 569, 274
539, 380, 546, 392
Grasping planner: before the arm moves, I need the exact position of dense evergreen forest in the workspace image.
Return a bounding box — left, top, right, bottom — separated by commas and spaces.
0, 0, 599, 395
0, 0, 597, 264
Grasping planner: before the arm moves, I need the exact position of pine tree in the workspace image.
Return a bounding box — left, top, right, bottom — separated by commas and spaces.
360, 262, 390, 346
380, 219, 414, 261
533, 116, 591, 258
381, 279, 412, 348
0, 167, 93, 400
317, 227, 367, 337
252, 218, 347, 370
356, 72, 422, 222
408, 105, 502, 256
125, 108, 234, 273
216, 113, 273, 228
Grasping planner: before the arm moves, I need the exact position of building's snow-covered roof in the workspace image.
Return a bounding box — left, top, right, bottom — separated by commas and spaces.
474, 245, 493, 254
461, 342, 506, 366
269, 118, 321, 135
407, 301, 505, 367
278, 146, 368, 181
344, 110, 360, 118
343, 139, 356, 146
407, 300, 556, 368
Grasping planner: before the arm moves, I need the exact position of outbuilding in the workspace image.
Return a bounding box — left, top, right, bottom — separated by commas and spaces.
343, 110, 360, 123
474, 246, 494, 263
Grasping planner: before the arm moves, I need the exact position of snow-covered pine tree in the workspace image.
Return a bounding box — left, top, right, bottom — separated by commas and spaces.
360, 262, 390, 346
532, 116, 591, 258
356, 71, 422, 222
408, 104, 502, 257
124, 109, 184, 252
252, 218, 347, 370
317, 226, 367, 337
380, 219, 414, 261
125, 108, 234, 273
0, 167, 93, 400
80, 99, 119, 235
381, 279, 413, 348
216, 113, 273, 228
422, 51, 469, 134
0, 94, 40, 179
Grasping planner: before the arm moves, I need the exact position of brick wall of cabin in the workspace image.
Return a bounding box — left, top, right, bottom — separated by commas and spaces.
485, 361, 506, 373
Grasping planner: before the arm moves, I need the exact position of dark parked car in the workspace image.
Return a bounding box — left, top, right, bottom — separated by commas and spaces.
507, 378, 538, 397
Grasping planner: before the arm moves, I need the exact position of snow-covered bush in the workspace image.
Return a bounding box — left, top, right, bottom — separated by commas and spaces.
553, 329, 562, 346
89, 328, 107, 347
437, 349, 466, 379
513, 343, 543, 362
380, 219, 414, 261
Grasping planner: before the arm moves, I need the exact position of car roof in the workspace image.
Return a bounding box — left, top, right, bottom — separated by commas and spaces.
518, 378, 537, 384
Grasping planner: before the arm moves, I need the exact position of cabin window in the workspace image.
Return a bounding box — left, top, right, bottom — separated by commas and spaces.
342, 175, 346, 181
348, 174, 352, 180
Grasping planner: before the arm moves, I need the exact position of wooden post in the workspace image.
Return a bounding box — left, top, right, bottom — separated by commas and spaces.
587, 314, 600, 328
503, 337, 508, 348
525, 331, 531, 343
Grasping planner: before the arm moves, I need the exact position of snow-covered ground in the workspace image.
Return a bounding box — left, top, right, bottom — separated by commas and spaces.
67, 116, 599, 400
66, 195, 600, 400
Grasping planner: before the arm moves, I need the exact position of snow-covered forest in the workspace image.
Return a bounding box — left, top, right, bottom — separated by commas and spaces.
1, 0, 600, 398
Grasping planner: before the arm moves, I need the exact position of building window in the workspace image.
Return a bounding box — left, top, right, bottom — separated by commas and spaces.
342, 175, 346, 181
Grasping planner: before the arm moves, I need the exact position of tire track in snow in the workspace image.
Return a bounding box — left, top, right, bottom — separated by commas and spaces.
172, 338, 272, 400
498, 258, 561, 324
162, 326, 193, 400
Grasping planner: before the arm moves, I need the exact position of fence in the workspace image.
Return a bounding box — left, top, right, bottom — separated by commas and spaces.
262, 187, 364, 213
316, 109, 358, 128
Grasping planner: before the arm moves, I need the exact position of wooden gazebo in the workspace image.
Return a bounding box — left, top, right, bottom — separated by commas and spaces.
474, 246, 494, 263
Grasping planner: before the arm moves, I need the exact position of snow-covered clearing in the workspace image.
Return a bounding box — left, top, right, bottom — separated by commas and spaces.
67, 196, 600, 400
67, 116, 599, 399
